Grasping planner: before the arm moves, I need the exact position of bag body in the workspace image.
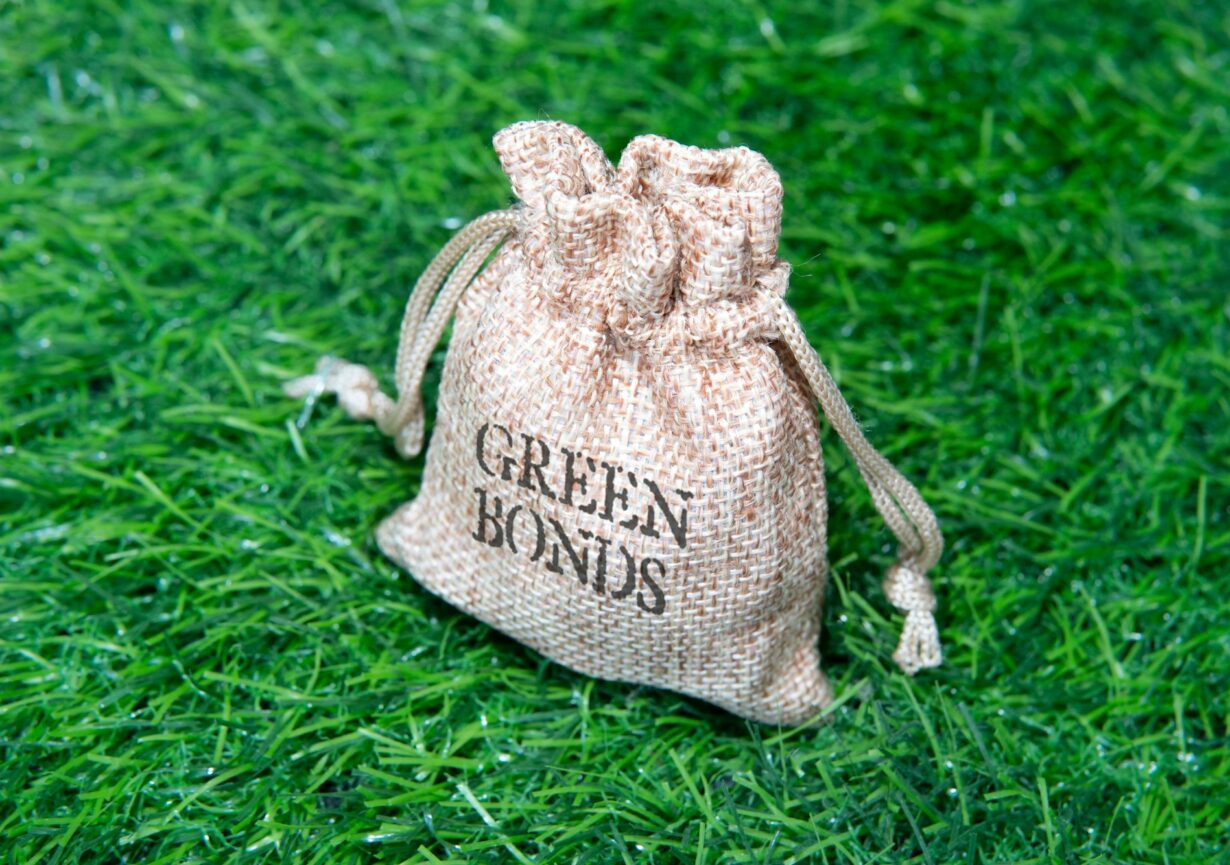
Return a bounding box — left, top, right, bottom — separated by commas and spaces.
287, 121, 942, 725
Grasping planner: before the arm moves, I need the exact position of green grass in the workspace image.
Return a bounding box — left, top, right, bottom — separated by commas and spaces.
2, 0, 1228, 862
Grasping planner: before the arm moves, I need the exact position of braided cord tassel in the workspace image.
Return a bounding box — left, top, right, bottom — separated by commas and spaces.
771, 294, 945, 675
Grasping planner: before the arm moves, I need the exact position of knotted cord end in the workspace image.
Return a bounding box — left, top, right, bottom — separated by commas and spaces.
882, 562, 942, 675
283, 356, 391, 421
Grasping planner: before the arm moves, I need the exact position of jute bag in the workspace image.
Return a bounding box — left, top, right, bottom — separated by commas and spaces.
286, 121, 943, 725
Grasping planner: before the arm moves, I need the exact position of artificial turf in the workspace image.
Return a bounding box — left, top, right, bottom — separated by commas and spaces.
2, 0, 1228, 862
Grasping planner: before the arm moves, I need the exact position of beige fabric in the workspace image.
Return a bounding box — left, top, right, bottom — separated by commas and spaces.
286, 121, 943, 725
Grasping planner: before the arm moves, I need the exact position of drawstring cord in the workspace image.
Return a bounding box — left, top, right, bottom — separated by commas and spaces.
284, 208, 521, 458
770, 298, 944, 675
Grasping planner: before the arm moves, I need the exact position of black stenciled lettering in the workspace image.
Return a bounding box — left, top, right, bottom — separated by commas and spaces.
641, 479, 694, 550
598, 461, 638, 531
544, 517, 588, 584
578, 457, 599, 514
471, 487, 504, 548
518, 433, 557, 500
577, 527, 611, 594
559, 446, 594, 511
502, 505, 522, 552
475, 422, 513, 479
504, 505, 547, 560
471, 419, 680, 615
638, 558, 667, 615
495, 425, 521, 483
618, 472, 641, 531
610, 545, 637, 601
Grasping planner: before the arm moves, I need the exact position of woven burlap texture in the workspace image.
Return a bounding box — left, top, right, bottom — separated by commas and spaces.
286, 121, 943, 725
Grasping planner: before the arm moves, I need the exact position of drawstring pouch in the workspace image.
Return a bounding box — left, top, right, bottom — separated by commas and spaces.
285, 121, 943, 725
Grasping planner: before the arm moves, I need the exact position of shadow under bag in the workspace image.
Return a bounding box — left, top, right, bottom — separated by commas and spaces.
286, 121, 944, 725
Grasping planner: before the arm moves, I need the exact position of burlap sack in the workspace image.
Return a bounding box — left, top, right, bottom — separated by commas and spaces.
286, 121, 943, 725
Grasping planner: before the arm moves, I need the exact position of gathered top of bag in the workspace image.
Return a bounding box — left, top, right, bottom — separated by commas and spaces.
493, 121, 792, 346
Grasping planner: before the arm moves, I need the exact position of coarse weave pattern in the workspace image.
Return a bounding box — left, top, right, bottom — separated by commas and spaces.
286, 121, 943, 725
